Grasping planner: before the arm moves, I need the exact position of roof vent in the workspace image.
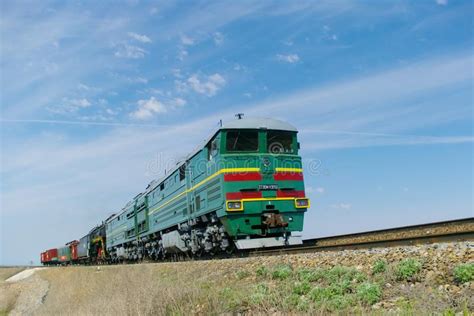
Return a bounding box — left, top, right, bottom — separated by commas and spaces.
235, 113, 245, 120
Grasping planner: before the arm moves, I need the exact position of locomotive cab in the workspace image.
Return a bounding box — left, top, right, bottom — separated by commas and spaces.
216, 117, 308, 249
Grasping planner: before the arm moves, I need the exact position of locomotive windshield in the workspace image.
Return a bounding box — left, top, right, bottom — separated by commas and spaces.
267, 131, 294, 154
226, 130, 259, 152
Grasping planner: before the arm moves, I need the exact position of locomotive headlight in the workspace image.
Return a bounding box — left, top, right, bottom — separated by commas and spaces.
226, 200, 244, 211
295, 198, 310, 208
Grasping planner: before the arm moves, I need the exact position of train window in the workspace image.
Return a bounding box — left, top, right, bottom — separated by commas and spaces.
226, 130, 258, 152
267, 131, 294, 154
195, 196, 201, 211
160, 182, 165, 191
207, 138, 218, 160
137, 221, 147, 232
179, 164, 186, 181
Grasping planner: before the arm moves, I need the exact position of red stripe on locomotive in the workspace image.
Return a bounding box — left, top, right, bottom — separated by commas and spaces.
224, 172, 262, 182
226, 191, 263, 200
276, 190, 305, 198
273, 172, 304, 181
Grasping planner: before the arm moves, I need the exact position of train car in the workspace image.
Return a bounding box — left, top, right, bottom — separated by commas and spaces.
88, 223, 107, 262
66, 240, 79, 261
77, 234, 90, 261
106, 117, 309, 262
40, 248, 58, 265
58, 246, 71, 263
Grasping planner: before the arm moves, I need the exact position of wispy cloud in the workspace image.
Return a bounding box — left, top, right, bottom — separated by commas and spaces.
47, 97, 93, 114
127, 32, 152, 43
180, 34, 194, 45
306, 186, 325, 194
68, 98, 91, 108
331, 203, 352, 210
127, 76, 148, 84
316, 187, 325, 194
177, 48, 188, 61
276, 53, 300, 63
114, 44, 147, 59
213, 32, 224, 45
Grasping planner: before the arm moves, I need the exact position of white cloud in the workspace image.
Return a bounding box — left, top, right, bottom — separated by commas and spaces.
69, 98, 91, 108
171, 98, 187, 108
306, 186, 325, 194
128, 77, 148, 84
105, 108, 116, 115
171, 68, 183, 78
77, 83, 90, 91
48, 97, 92, 114
177, 48, 188, 61
316, 187, 325, 194
64, 97, 91, 109
143, 88, 163, 95
187, 73, 226, 96
213, 32, 224, 45
114, 44, 147, 59
276, 53, 300, 63
180, 34, 194, 45
435, 0, 447, 5
129, 96, 187, 120
130, 97, 167, 120
127, 32, 152, 43
174, 79, 188, 93
331, 203, 352, 210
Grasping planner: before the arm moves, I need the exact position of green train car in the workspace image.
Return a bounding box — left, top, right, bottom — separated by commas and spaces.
106, 117, 309, 261
58, 246, 71, 263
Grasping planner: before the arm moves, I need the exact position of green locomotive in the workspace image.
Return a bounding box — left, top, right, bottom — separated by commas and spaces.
105, 116, 309, 261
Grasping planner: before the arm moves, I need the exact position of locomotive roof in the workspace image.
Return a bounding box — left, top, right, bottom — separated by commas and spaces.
220, 117, 297, 132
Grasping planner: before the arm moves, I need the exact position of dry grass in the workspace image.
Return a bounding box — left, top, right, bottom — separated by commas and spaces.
31, 256, 473, 316
0, 267, 25, 282
36, 262, 249, 315
0, 267, 26, 315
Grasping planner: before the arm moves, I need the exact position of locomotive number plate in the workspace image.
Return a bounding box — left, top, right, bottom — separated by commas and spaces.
258, 184, 278, 190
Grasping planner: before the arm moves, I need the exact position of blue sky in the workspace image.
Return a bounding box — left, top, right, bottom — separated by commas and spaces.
1, 0, 473, 265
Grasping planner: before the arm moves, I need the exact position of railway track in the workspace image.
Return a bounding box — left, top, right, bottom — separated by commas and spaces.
42, 218, 473, 265
250, 217, 474, 257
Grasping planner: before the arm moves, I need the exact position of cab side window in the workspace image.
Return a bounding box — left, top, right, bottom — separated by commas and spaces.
207, 138, 219, 161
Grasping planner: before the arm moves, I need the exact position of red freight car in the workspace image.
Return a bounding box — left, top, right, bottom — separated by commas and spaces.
67, 240, 79, 261
40, 248, 58, 265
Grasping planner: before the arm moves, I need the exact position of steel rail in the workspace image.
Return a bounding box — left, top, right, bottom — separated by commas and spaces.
250, 217, 474, 257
